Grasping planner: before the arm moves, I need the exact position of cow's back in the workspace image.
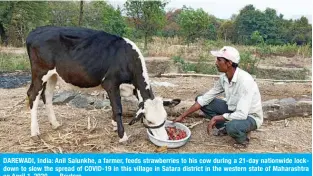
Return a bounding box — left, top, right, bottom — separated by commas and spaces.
26, 26, 96, 44
26, 26, 131, 88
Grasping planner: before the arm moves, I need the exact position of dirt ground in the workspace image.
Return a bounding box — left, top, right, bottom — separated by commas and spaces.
0, 47, 311, 153
258, 56, 312, 69
0, 75, 311, 153
151, 77, 312, 102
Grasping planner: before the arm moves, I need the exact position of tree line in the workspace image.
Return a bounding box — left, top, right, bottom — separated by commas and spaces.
0, 1, 311, 49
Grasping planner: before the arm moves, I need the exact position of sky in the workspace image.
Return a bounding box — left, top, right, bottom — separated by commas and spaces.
107, 0, 312, 22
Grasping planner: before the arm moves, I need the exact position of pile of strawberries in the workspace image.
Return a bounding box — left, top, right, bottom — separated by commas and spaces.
166, 126, 187, 140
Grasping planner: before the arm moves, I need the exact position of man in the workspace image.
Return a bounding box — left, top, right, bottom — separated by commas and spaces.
174, 46, 263, 149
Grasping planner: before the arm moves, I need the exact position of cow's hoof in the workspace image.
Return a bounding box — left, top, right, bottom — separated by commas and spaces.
51, 121, 61, 130
31, 128, 40, 139
111, 120, 117, 131
31, 123, 40, 139
31, 135, 41, 142
118, 133, 129, 143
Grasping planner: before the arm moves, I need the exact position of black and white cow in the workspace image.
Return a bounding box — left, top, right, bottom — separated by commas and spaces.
26, 26, 180, 142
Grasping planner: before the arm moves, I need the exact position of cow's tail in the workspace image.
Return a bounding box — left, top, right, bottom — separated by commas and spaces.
25, 31, 34, 62
26, 42, 31, 60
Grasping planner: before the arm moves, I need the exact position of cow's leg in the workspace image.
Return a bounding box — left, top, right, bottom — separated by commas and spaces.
42, 74, 60, 129
111, 120, 117, 131
27, 78, 44, 138
102, 81, 128, 143
163, 98, 181, 107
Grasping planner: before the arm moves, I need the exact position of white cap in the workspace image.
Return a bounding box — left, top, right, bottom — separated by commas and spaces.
210, 46, 240, 64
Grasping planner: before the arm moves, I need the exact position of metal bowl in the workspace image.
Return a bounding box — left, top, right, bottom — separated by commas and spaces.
147, 120, 191, 148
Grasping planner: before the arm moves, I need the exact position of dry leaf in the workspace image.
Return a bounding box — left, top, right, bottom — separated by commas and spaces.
154, 146, 168, 153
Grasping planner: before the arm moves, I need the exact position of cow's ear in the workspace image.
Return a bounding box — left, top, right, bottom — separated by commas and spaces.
129, 108, 144, 125
163, 98, 181, 107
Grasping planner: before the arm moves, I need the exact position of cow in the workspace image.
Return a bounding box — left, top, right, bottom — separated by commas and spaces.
25, 26, 180, 142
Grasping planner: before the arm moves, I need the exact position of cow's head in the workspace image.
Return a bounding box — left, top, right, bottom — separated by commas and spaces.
129, 97, 181, 140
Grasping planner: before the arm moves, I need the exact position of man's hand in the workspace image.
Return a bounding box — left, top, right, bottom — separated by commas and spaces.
207, 115, 225, 135
173, 102, 201, 123
173, 115, 185, 123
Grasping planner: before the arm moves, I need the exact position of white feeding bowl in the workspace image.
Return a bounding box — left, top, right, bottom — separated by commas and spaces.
147, 120, 191, 148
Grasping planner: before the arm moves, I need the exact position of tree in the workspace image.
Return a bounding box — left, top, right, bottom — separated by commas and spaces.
250, 31, 264, 45
205, 15, 219, 40
78, 0, 84, 26
0, 2, 15, 45
218, 20, 234, 42
162, 9, 181, 37
103, 5, 127, 36
232, 5, 311, 45
291, 16, 312, 45
125, 0, 167, 50
80, 1, 127, 36
260, 8, 281, 45
49, 1, 80, 26
82, 1, 106, 30
177, 7, 210, 44
0, 1, 50, 46
233, 5, 263, 44
276, 15, 292, 44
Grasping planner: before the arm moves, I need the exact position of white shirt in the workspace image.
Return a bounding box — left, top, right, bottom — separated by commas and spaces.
197, 68, 263, 128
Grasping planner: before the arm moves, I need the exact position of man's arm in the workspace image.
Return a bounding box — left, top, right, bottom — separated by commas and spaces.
174, 77, 224, 122
173, 102, 201, 122
223, 84, 254, 121
197, 78, 224, 106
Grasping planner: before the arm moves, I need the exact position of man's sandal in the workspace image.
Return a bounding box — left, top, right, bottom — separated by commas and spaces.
233, 138, 250, 149
233, 142, 249, 149
213, 127, 227, 136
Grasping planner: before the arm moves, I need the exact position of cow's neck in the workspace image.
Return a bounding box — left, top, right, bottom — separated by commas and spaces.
133, 76, 154, 103
130, 55, 154, 103
136, 83, 154, 102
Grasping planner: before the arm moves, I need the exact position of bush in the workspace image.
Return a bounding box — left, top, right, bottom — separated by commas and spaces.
253, 43, 312, 58
255, 44, 271, 58
271, 43, 299, 57
172, 55, 218, 74
239, 51, 260, 75
297, 44, 312, 58
172, 56, 194, 72
0, 53, 30, 72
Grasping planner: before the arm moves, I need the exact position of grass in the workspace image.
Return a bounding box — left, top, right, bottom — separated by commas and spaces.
138, 37, 311, 61
254, 43, 312, 58
172, 55, 309, 80
0, 52, 30, 72
141, 37, 311, 79
172, 55, 218, 74
239, 51, 260, 75
255, 67, 310, 80
0, 39, 311, 80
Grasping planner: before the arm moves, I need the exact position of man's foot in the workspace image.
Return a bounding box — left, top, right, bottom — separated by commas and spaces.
233, 139, 249, 149
213, 127, 227, 136
247, 131, 251, 140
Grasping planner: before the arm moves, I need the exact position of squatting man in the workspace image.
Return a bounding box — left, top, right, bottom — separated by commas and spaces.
174, 46, 264, 148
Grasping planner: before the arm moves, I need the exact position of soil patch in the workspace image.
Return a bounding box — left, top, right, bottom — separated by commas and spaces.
0, 76, 311, 153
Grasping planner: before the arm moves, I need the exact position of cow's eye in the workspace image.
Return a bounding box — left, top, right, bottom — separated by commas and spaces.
147, 120, 153, 124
